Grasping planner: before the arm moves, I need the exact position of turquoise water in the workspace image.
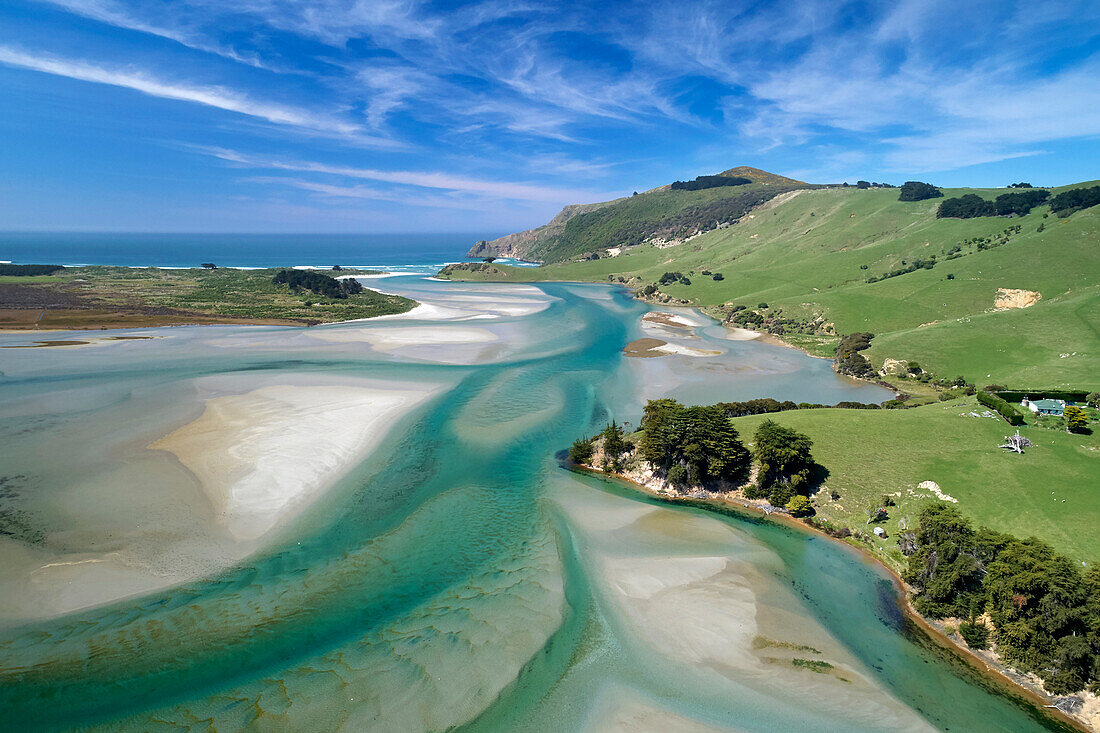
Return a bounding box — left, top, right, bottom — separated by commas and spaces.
0, 276, 1071, 732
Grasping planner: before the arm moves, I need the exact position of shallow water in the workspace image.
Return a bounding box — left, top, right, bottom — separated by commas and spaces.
0, 278, 1070, 731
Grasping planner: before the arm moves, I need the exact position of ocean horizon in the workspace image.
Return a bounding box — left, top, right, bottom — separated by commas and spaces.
0, 231, 504, 269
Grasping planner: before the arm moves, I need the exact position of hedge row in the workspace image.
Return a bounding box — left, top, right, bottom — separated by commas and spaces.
977, 390, 1023, 425
0, 264, 65, 276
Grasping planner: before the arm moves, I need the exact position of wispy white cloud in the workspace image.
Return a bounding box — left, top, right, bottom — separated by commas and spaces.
243, 176, 499, 210
0, 45, 405, 144
35, 0, 274, 69
204, 147, 620, 203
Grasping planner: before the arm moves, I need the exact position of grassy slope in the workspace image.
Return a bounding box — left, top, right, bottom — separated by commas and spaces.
0, 267, 415, 326
451, 183, 1100, 388
530, 181, 795, 261
732, 400, 1100, 565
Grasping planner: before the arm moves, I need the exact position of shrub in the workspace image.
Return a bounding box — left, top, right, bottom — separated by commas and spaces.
959, 621, 990, 649
786, 495, 814, 517
976, 390, 1023, 425
898, 181, 943, 201
712, 273, 724, 281
1064, 405, 1088, 433
568, 436, 595, 464
666, 464, 688, 486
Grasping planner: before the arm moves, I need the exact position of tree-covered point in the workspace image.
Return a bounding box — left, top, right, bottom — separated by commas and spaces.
670, 174, 751, 191
898, 181, 943, 201
272, 269, 364, 299
835, 332, 876, 378
640, 399, 751, 486
0, 264, 64, 276
903, 504, 1099, 695
1049, 185, 1100, 216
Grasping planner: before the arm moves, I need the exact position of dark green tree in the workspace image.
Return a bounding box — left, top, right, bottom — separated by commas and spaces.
752, 420, 814, 498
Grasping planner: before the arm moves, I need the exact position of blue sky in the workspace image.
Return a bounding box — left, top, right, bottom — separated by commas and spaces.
0, 0, 1098, 233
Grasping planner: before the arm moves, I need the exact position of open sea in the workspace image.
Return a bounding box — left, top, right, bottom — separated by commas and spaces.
0, 231, 506, 269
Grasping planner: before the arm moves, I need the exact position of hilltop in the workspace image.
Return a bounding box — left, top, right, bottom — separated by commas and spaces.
466, 166, 808, 263
445, 174, 1100, 388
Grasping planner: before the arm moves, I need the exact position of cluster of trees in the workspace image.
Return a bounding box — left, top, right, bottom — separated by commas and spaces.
640, 399, 751, 486
898, 181, 943, 202
976, 391, 1024, 425
855, 181, 895, 189
743, 419, 817, 507
937, 190, 1050, 219
569, 421, 632, 472
1049, 185, 1100, 216
865, 257, 936, 283
670, 174, 751, 191
1008, 182, 1034, 188
729, 308, 764, 327
834, 332, 876, 378
0, 264, 64, 276
904, 504, 1099, 694
272, 269, 364, 299
658, 271, 692, 286
715, 397, 882, 417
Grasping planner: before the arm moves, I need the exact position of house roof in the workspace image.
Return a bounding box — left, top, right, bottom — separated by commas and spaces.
1031, 399, 1065, 410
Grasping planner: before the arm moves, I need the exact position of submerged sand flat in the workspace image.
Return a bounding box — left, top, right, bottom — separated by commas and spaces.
365, 283, 556, 322
152, 382, 441, 541
309, 324, 498, 350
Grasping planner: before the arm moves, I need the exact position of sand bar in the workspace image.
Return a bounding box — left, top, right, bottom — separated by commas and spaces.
152, 382, 441, 541
642, 311, 697, 329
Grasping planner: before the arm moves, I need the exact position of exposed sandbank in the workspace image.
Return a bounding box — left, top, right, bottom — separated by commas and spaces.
152, 382, 441, 542
623, 338, 720, 358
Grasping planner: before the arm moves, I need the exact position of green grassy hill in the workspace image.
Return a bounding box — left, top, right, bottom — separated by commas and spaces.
445, 180, 1100, 389
469, 166, 807, 262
